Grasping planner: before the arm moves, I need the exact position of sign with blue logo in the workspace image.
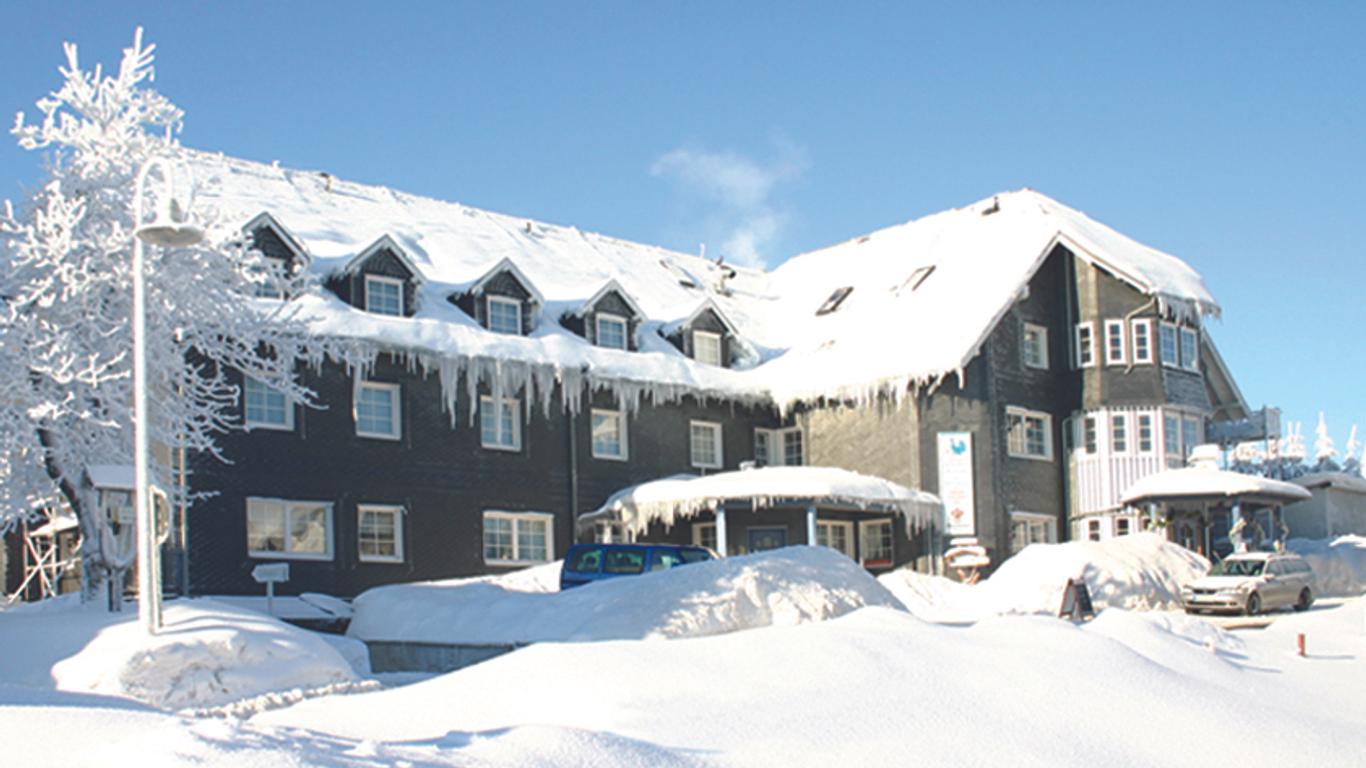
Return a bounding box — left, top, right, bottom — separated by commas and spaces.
937, 431, 975, 536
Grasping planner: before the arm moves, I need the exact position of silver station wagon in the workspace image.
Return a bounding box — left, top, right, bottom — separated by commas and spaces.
1182, 552, 1316, 616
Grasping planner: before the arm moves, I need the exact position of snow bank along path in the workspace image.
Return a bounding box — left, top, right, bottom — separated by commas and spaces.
261, 601, 1366, 768
1288, 535, 1366, 596
880, 533, 1209, 622
348, 546, 903, 644
0, 596, 359, 711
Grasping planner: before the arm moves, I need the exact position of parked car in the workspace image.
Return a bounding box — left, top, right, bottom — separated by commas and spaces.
560, 543, 716, 590
1181, 552, 1316, 616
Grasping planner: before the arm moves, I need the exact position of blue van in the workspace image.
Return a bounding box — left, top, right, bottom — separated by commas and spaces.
560, 543, 716, 590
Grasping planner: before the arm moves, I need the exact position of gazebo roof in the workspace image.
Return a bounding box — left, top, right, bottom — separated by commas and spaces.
1120, 466, 1311, 507
579, 466, 942, 535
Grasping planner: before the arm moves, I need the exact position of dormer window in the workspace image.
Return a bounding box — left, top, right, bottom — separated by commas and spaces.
816, 286, 853, 315
253, 258, 287, 299
487, 296, 523, 335
595, 313, 628, 350
365, 275, 404, 316
693, 330, 722, 366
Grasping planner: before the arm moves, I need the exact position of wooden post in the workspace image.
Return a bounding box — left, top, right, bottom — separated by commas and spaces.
715, 508, 728, 556
806, 505, 818, 547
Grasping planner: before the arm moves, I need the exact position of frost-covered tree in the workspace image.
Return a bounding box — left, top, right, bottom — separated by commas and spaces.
1, 30, 331, 604
1312, 412, 1339, 472
1343, 425, 1361, 477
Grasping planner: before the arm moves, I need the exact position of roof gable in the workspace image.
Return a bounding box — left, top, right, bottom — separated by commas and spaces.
576, 279, 645, 320
343, 234, 423, 282
471, 257, 545, 306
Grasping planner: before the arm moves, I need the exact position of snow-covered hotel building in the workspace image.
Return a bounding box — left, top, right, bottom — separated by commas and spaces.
172, 156, 1246, 597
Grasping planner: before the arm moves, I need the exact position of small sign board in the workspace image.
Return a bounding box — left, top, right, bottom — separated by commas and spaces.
1058, 578, 1095, 620
252, 562, 290, 584
937, 432, 976, 536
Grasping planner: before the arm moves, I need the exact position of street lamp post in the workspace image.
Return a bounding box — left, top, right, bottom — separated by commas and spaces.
132, 157, 202, 634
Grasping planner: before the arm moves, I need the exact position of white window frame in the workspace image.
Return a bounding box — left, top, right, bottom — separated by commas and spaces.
1022, 323, 1049, 370
692, 522, 718, 550
1130, 319, 1153, 364
590, 407, 629, 461
480, 395, 522, 451
594, 312, 629, 350
364, 274, 404, 316
354, 381, 401, 440
1006, 406, 1053, 461
1010, 511, 1056, 553
690, 420, 723, 469
754, 426, 804, 467
486, 295, 524, 335
1179, 327, 1199, 372
1159, 322, 1179, 368
482, 510, 553, 565
858, 518, 894, 567
692, 329, 723, 366
1137, 413, 1155, 454
1110, 413, 1128, 453
816, 520, 856, 559
357, 504, 405, 564
1083, 416, 1098, 454
246, 497, 334, 561
1074, 322, 1095, 368
1104, 319, 1127, 366
253, 257, 286, 299
243, 375, 293, 431
1086, 519, 1102, 542
1164, 412, 1182, 463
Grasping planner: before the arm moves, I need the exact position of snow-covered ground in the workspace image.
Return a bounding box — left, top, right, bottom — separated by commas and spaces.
349, 546, 901, 644
3, 540, 1364, 766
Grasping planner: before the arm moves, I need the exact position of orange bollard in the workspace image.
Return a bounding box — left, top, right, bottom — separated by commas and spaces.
1296, 633, 1306, 657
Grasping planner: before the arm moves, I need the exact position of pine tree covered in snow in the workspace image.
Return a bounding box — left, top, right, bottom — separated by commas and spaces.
0, 31, 333, 602
1342, 425, 1361, 476
1313, 412, 1340, 472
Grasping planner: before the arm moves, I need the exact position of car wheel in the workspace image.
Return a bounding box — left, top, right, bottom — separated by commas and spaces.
1294, 588, 1313, 612
1245, 592, 1261, 616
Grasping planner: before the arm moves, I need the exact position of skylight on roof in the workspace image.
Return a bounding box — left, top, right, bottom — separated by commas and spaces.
815, 286, 854, 316
893, 266, 935, 295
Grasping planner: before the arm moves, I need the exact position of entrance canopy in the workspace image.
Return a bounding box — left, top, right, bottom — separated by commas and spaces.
578, 466, 942, 536
1121, 466, 1311, 508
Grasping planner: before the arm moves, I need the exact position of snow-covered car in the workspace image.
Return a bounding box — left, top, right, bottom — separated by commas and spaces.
1181, 552, 1315, 615
560, 543, 716, 589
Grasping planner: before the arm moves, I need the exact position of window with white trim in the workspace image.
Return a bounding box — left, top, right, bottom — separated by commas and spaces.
481, 396, 522, 451
692, 522, 717, 551
692, 330, 723, 366
1159, 322, 1179, 367
690, 420, 723, 468
1131, 319, 1153, 364
1115, 517, 1132, 537
859, 519, 893, 567
1137, 413, 1154, 453
365, 275, 404, 316
754, 427, 804, 466
1179, 327, 1199, 372
246, 498, 333, 559
1084, 416, 1098, 454
482, 510, 552, 564
1182, 415, 1201, 456
1075, 322, 1095, 368
358, 505, 404, 563
355, 381, 400, 440
1111, 413, 1128, 453
1022, 323, 1049, 370
593, 521, 632, 544
1164, 413, 1181, 463
817, 520, 855, 559
244, 376, 293, 430
1006, 407, 1053, 460
595, 313, 628, 350
252, 257, 286, 299
1104, 320, 1126, 365
487, 296, 523, 335
591, 408, 628, 460
1086, 519, 1102, 541
1010, 511, 1056, 553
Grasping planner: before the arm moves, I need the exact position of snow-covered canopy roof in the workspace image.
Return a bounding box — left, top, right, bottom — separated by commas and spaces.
192, 152, 1220, 412
1121, 467, 1312, 507
84, 464, 135, 491
579, 466, 942, 536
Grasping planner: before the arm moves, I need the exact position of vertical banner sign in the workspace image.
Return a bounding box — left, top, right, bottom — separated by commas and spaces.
937, 432, 975, 536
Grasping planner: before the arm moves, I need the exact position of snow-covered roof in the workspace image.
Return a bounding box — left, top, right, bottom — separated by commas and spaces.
84, 464, 135, 491
192, 152, 1220, 411
579, 466, 942, 535
1121, 467, 1312, 506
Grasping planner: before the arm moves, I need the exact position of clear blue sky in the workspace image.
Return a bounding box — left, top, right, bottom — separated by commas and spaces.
3, 1, 1363, 454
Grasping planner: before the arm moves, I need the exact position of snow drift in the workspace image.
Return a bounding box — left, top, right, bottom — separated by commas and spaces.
348, 546, 902, 644
1287, 535, 1366, 596
880, 533, 1209, 621
0, 596, 358, 711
